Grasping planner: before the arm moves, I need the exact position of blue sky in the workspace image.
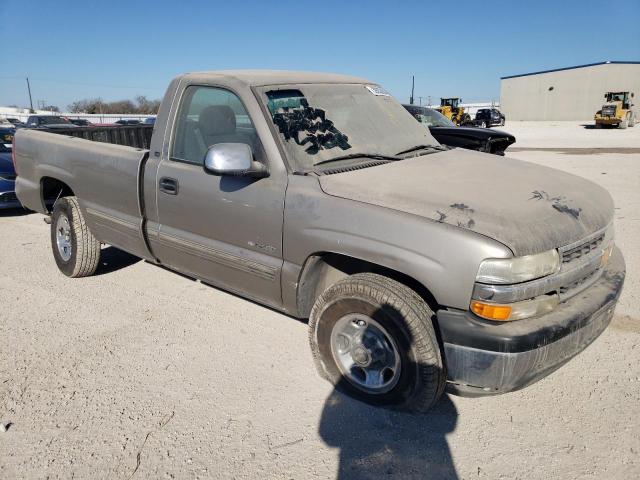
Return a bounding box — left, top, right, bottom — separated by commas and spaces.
1, 0, 639, 110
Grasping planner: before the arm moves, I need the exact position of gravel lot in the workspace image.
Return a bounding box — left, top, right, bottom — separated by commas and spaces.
1, 122, 639, 479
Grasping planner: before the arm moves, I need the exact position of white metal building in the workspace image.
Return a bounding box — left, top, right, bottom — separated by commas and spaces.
500, 61, 640, 120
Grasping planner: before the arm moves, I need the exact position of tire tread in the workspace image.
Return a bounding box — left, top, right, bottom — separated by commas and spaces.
309, 273, 446, 412
53, 197, 101, 278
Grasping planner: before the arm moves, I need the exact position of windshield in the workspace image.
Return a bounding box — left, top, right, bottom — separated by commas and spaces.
38, 116, 71, 125
606, 93, 626, 102
260, 84, 437, 171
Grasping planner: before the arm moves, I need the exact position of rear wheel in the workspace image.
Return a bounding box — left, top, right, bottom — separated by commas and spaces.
51, 196, 101, 277
309, 273, 446, 413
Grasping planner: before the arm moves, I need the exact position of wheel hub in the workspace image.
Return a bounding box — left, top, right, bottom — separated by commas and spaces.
352, 346, 371, 367
330, 313, 401, 394
55, 213, 72, 261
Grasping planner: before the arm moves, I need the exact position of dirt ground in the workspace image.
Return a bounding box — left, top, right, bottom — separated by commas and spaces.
1, 121, 639, 479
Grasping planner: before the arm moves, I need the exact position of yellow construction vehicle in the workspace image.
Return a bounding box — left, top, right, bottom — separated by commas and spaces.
594, 92, 636, 129
435, 98, 471, 125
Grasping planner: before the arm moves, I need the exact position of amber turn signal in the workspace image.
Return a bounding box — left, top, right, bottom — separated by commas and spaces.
470, 301, 512, 321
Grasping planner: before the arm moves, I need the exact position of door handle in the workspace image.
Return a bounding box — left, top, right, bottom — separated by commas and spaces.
159, 177, 179, 195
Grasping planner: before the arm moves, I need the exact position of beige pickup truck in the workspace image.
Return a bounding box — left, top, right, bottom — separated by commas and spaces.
14, 70, 625, 411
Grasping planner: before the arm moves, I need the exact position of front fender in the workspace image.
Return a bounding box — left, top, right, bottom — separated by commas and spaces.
281, 175, 511, 315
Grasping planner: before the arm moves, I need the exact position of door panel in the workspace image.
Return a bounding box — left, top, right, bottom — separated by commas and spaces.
151, 85, 286, 306
152, 160, 285, 303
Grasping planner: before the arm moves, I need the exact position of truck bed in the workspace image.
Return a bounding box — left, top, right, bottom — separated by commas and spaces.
41, 124, 153, 149
14, 128, 152, 260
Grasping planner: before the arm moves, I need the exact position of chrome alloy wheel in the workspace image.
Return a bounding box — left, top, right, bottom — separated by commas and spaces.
330, 313, 401, 394
55, 213, 72, 261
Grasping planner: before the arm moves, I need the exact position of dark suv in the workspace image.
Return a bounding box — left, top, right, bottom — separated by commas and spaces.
475, 108, 505, 128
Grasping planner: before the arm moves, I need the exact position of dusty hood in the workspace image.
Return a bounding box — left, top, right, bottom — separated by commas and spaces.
319, 148, 613, 256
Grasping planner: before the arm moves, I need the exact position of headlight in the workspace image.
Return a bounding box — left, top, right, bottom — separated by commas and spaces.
476, 249, 560, 284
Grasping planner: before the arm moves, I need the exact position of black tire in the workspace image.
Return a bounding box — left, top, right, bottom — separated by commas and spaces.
309, 273, 446, 413
51, 196, 101, 277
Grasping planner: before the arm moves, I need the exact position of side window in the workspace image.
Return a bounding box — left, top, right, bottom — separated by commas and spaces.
171, 86, 260, 165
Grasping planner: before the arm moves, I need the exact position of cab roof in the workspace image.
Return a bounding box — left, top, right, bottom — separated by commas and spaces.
179, 70, 371, 87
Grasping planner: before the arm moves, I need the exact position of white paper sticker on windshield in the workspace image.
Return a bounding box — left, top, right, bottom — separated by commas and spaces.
365, 85, 391, 96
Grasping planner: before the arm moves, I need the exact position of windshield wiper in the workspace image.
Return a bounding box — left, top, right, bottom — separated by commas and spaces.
395, 144, 446, 156
313, 153, 398, 167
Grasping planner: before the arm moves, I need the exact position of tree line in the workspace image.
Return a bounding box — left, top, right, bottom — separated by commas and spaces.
67, 95, 161, 114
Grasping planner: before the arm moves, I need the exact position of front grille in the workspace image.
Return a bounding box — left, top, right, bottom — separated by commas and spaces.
561, 233, 604, 264
601, 106, 616, 116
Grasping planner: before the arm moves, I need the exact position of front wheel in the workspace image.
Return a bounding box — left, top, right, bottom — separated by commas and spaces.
309, 273, 446, 413
51, 196, 101, 277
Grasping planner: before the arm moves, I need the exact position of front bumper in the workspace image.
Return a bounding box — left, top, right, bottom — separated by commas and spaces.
595, 116, 620, 125
438, 247, 625, 396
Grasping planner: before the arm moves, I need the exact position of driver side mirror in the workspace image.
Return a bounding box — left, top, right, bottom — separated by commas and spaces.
204, 143, 269, 178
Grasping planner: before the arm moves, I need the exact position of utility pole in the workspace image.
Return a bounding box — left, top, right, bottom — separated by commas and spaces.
26, 77, 34, 112
418, 96, 423, 106
409, 76, 415, 105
